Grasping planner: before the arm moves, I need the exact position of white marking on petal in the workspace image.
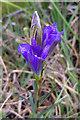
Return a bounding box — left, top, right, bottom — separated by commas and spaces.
20, 46, 26, 53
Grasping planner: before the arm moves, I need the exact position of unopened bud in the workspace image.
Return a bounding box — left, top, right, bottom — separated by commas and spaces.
30, 11, 42, 46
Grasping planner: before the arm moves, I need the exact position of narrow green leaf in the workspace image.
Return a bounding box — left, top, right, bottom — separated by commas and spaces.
67, 112, 80, 118
32, 80, 38, 110
39, 86, 56, 106
64, 104, 80, 117
28, 92, 37, 117
69, 6, 78, 25
22, 73, 32, 88
16, 95, 30, 103
38, 95, 66, 118
50, 1, 80, 42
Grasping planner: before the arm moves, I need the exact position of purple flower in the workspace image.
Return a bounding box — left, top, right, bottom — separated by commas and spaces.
18, 23, 63, 75
18, 12, 64, 75
18, 38, 49, 75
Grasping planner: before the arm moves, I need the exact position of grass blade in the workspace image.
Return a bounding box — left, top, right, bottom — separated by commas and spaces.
50, 1, 80, 42
39, 86, 56, 106
38, 95, 67, 118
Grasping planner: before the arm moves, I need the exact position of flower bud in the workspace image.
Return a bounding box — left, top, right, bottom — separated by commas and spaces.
30, 11, 42, 46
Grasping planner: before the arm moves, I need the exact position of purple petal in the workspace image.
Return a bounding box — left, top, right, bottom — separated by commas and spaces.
58, 30, 64, 36
47, 31, 63, 55
31, 37, 37, 46
46, 34, 57, 45
42, 26, 53, 34
42, 26, 53, 47
18, 43, 31, 54
48, 38, 60, 55
31, 45, 43, 57
18, 43, 44, 75
37, 58, 44, 75
18, 43, 32, 61
42, 28, 64, 55
31, 37, 43, 57
27, 54, 44, 75
41, 45, 50, 59
52, 23, 58, 34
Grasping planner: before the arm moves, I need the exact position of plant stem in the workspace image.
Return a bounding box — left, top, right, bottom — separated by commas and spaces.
35, 75, 42, 113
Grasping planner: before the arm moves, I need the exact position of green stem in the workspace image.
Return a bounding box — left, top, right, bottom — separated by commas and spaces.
34, 75, 42, 113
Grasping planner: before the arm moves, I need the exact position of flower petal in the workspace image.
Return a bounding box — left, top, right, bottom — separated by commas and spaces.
27, 53, 44, 75
18, 43, 31, 54
58, 30, 64, 36
31, 37, 37, 46
42, 26, 53, 47
48, 38, 60, 55
31, 37, 43, 57
46, 34, 57, 45
41, 45, 50, 59
18, 43, 32, 61
31, 45, 43, 57
42, 26, 53, 34
18, 40, 44, 75
52, 23, 58, 34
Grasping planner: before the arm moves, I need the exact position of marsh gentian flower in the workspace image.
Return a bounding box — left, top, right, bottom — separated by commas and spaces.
18, 11, 64, 75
